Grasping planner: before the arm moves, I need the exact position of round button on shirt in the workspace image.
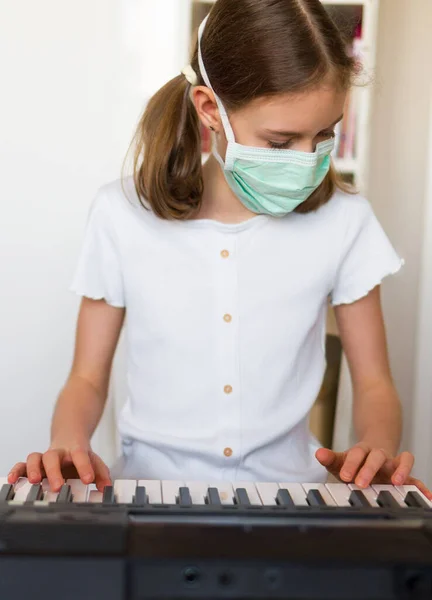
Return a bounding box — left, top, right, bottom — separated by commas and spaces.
71, 177, 403, 483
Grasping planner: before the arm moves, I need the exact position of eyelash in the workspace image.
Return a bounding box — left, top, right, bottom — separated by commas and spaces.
268, 140, 294, 150
268, 130, 336, 150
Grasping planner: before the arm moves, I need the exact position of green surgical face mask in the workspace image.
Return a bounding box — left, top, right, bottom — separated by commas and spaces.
197, 17, 335, 217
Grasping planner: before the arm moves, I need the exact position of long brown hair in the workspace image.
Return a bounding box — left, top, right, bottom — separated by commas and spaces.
124, 0, 358, 220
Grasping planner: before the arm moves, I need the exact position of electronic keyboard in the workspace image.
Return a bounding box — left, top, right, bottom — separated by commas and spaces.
3, 477, 432, 508
1, 478, 432, 600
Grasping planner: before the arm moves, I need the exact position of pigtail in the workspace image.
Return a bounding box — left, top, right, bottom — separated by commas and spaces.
128, 75, 203, 220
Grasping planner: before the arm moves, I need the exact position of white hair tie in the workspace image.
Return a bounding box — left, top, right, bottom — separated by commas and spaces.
181, 65, 198, 86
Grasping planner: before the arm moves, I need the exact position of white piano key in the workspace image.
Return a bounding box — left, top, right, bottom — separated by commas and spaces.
67, 479, 89, 503
348, 484, 379, 506
41, 479, 59, 503
372, 484, 405, 507
162, 480, 184, 504
34, 500, 51, 506
185, 482, 207, 505
88, 484, 103, 503
11, 478, 33, 503
278, 483, 308, 506
325, 483, 352, 507
212, 481, 235, 505
114, 479, 136, 504
139, 480, 162, 504
255, 482, 279, 506
302, 483, 336, 506
396, 484, 432, 508
234, 482, 262, 505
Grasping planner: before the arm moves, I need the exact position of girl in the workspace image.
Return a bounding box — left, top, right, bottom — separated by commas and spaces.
9, 0, 431, 498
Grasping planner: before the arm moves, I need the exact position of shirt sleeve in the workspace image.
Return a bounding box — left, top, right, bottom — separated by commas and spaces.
330, 196, 404, 306
70, 188, 125, 308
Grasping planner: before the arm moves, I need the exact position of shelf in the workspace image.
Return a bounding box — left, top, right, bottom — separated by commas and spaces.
333, 157, 357, 175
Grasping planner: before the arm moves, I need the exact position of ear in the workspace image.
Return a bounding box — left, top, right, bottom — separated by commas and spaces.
191, 86, 221, 133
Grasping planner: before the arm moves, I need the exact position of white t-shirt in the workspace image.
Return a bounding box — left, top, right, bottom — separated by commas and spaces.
71, 176, 403, 483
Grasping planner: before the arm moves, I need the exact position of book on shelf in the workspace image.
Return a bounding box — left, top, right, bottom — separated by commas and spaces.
333, 22, 363, 166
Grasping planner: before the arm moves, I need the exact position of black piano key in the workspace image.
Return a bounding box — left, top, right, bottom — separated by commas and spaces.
404, 491, 430, 509
178, 487, 192, 506
0, 484, 15, 502
307, 489, 327, 507
133, 486, 148, 505
276, 488, 295, 508
56, 484, 72, 504
349, 490, 371, 508
102, 485, 115, 505
377, 490, 400, 510
26, 484, 44, 503
235, 488, 251, 506
206, 487, 222, 506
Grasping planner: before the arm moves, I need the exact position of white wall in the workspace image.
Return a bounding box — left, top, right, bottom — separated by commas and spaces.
367, 0, 432, 482
0, 0, 190, 474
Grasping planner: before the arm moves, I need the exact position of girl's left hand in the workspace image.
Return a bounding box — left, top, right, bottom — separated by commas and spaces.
316, 443, 432, 501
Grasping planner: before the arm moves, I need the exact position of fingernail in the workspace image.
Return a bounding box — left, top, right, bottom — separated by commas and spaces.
54, 479, 63, 489
357, 478, 367, 487
29, 471, 38, 480
394, 476, 403, 484
83, 473, 93, 483
341, 471, 352, 480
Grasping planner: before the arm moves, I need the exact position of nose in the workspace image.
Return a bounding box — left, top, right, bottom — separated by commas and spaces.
295, 139, 315, 153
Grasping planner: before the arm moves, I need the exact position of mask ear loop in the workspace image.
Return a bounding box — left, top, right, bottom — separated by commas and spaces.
197, 16, 236, 171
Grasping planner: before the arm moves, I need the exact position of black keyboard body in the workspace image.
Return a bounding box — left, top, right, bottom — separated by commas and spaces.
1, 502, 432, 599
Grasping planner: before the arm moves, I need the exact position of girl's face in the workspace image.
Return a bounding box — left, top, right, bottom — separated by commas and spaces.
196, 84, 347, 155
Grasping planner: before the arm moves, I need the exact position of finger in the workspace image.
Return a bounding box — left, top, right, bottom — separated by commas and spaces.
26, 452, 44, 483
42, 449, 65, 492
391, 452, 414, 485
8, 462, 27, 484
340, 445, 369, 482
70, 449, 95, 485
355, 448, 388, 488
91, 454, 112, 492
315, 448, 346, 474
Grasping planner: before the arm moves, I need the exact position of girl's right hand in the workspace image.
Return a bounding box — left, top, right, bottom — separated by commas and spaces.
7, 445, 112, 493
